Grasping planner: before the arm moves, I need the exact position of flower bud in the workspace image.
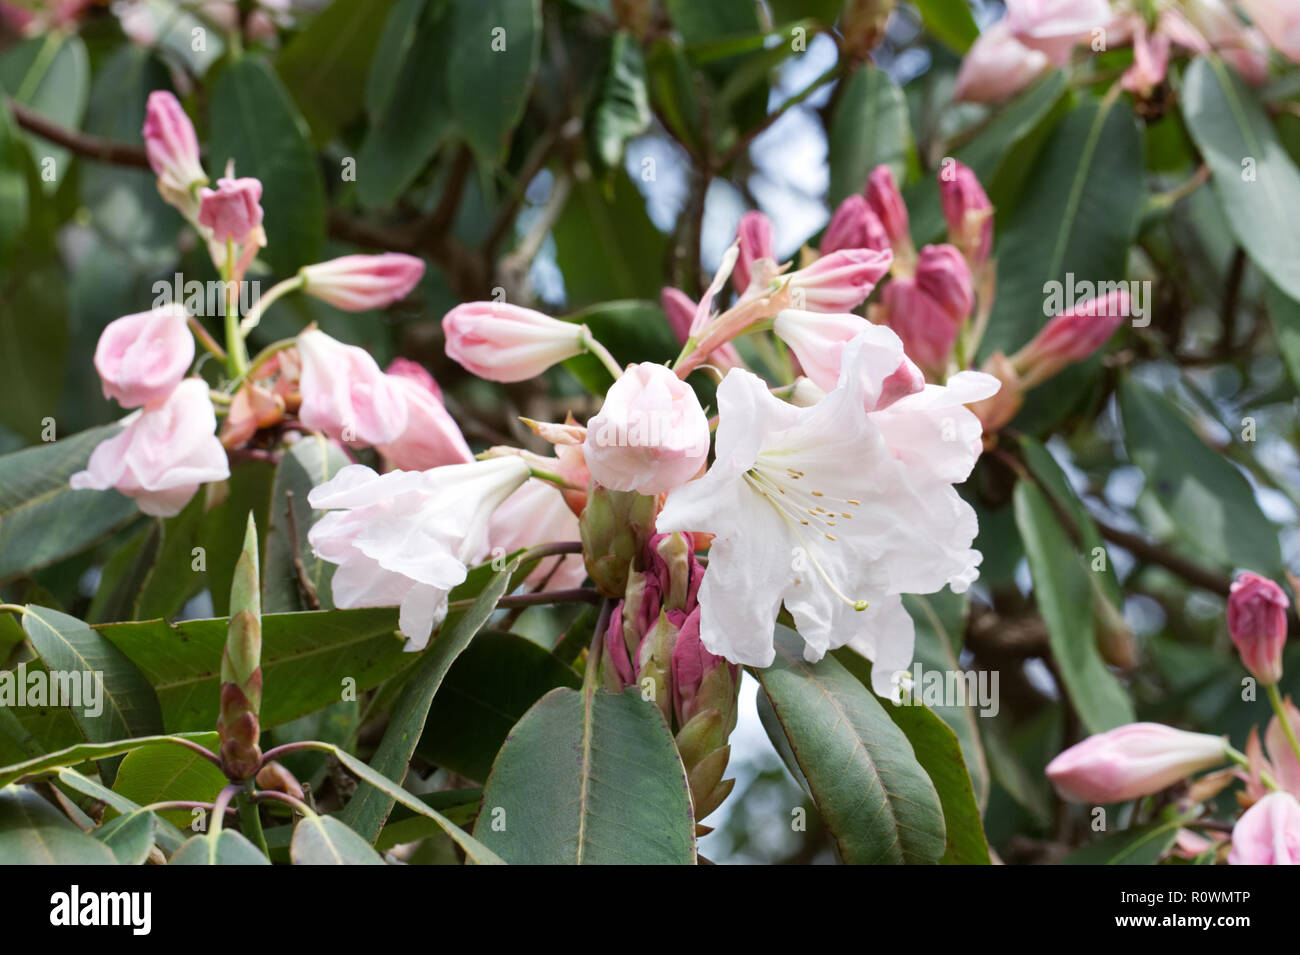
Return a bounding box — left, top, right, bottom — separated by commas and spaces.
732, 210, 775, 296
219, 513, 263, 782
442, 302, 586, 382
970, 351, 1024, 435
142, 91, 207, 213
671, 606, 739, 730
299, 253, 425, 312
938, 161, 993, 268
1228, 792, 1300, 865
220, 380, 284, 450
1012, 290, 1129, 387
255, 761, 305, 801
821, 194, 890, 255
864, 165, 910, 251
1046, 722, 1228, 804
198, 176, 264, 245
1227, 572, 1289, 685
784, 247, 892, 313
579, 486, 659, 597
584, 363, 710, 495
296, 329, 409, 446
914, 244, 975, 324
772, 309, 869, 392
877, 276, 959, 373
93, 304, 194, 409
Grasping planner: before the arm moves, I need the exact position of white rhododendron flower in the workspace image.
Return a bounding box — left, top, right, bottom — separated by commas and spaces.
656, 327, 997, 699
306, 456, 531, 648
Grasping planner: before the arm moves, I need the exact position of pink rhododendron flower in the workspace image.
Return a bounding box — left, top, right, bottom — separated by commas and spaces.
660, 287, 742, 372
1046, 723, 1228, 804
142, 91, 207, 212
821, 194, 890, 255
93, 304, 194, 409
1229, 792, 1300, 864
1227, 572, 1290, 685
953, 21, 1052, 103
489, 478, 586, 591
443, 302, 586, 383
299, 254, 425, 311
198, 176, 264, 244
1004, 0, 1114, 64
771, 309, 869, 392
296, 329, 409, 446
70, 378, 230, 517
375, 363, 473, 472
783, 247, 893, 313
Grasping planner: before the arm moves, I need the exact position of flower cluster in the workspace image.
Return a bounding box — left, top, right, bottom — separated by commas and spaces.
1046, 571, 1300, 864
956, 0, 1300, 105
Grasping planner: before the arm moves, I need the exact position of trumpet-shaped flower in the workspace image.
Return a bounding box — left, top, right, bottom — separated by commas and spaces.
656, 329, 991, 698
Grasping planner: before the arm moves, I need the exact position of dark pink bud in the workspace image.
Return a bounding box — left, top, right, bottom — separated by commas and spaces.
938, 160, 993, 267
1228, 572, 1289, 685
879, 276, 959, 372
198, 176, 264, 244
864, 165, 909, 246
732, 210, 775, 295
1014, 290, 1129, 385
913, 244, 974, 324
821, 194, 890, 255
142, 91, 206, 209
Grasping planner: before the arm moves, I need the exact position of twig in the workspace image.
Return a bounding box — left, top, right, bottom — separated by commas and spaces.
1092, 517, 1231, 597
9, 100, 151, 168
284, 490, 321, 610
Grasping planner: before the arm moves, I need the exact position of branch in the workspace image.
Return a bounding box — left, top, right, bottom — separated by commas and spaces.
1092, 517, 1231, 597
9, 100, 150, 168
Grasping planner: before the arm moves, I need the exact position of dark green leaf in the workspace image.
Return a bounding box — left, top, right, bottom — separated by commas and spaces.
0, 785, 117, 864
170, 828, 269, 865
95, 810, 157, 865
111, 736, 225, 829
828, 65, 910, 205
588, 31, 651, 183
291, 812, 386, 865
446, 0, 541, 162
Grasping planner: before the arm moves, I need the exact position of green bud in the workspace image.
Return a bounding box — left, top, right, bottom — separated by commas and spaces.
655, 532, 691, 611
219, 512, 263, 781
636, 610, 678, 722
579, 486, 657, 597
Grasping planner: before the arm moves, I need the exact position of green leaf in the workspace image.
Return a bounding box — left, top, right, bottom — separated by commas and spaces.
913, 0, 979, 53
339, 560, 517, 842
552, 173, 668, 308
446, 0, 541, 162
0, 253, 68, 442
751, 626, 945, 865
111, 736, 225, 830
1268, 279, 1300, 394
417, 630, 580, 781
0, 34, 89, 193
828, 65, 910, 205
97, 607, 408, 732
0, 431, 138, 586
55, 767, 186, 853
170, 828, 270, 865
588, 31, 652, 184
209, 56, 326, 273
1012, 481, 1134, 735
22, 606, 164, 784
0, 660, 83, 767
0, 100, 28, 259
1118, 377, 1282, 574
133, 495, 207, 621
1063, 812, 1187, 865
291, 812, 386, 865
982, 94, 1144, 356
0, 785, 117, 864
201, 460, 274, 617
264, 434, 350, 613
95, 810, 157, 865
1182, 56, 1300, 305
277, 0, 397, 142
0, 732, 216, 788
475, 686, 697, 864
365, 0, 430, 117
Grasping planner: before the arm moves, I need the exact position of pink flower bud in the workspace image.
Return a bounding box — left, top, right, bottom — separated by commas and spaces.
198, 176, 264, 244
1227, 572, 1289, 685
784, 247, 893, 313
603, 598, 638, 686
660, 287, 742, 371
70, 378, 230, 517
296, 329, 409, 446
584, 363, 710, 495
732, 210, 775, 295
670, 606, 738, 728
93, 304, 195, 409
1013, 290, 1129, 385
878, 276, 959, 372
1121, 20, 1171, 98
938, 161, 993, 267
375, 365, 473, 471
299, 253, 425, 312
442, 302, 586, 383
772, 309, 869, 393
1005, 0, 1114, 64
1228, 792, 1300, 865
914, 244, 975, 324
821, 194, 890, 255
1046, 722, 1228, 804
220, 381, 283, 450
142, 91, 207, 209
953, 21, 1051, 103
864, 165, 910, 248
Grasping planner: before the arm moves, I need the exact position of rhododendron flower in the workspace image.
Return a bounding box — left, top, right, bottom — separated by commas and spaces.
771, 309, 869, 392
307, 456, 531, 648
1046, 723, 1229, 804
1227, 572, 1290, 685
93, 304, 194, 409
299, 254, 426, 312
1240, 0, 1300, 63
1228, 792, 1300, 864
296, 330, 409, 446
864, 165, 910, 249
877, 245, 974, 373
489, 478, 586, 591
142, 91, 207, 213
656, 330, 990, 699
443, 302, 587, 382
198, 176, 265, 245
821, 194, 889, 255
953, 21, 1052, 103
374, 362, 473, 471
584, 362, 710, 495
1004, 0, 1114, 64
71, 378, 230, 517
782, 247, 893, 313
